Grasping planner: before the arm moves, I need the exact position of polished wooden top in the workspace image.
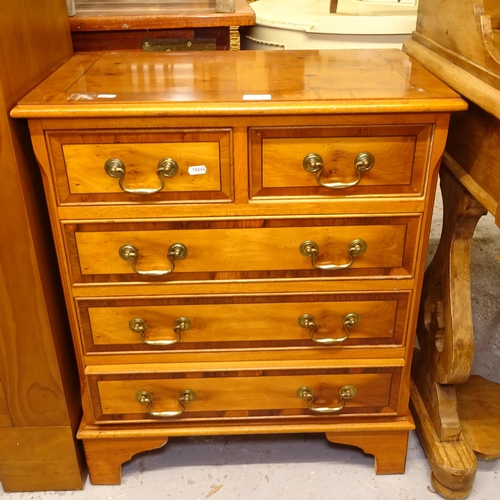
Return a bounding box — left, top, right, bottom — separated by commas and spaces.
70, 0, 255, 31
12, 49, 466, 118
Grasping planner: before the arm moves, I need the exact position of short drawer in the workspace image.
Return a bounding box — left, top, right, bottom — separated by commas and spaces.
87, 366, 402, 424
63, 216, 420, 284
47, 129, 232, 204
249, 124, 431, 199
76, 292, 410, 355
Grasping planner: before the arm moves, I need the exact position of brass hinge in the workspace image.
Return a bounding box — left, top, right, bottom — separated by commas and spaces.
142, 38, 217, 52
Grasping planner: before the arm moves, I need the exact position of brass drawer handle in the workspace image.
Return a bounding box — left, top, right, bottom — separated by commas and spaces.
135, 389, 196, 418
129, 316, 191, 346
297, 385, 357, 413
300, 239, 366, 270
298, 312, 360, 344
104, 157, 179, 194
119, 242, 188, 276
303, 152, 375, 189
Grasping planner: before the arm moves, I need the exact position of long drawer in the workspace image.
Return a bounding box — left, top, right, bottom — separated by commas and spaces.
87, 366, 402, 424
77, 292, 410, 355
63, 216, 420, 284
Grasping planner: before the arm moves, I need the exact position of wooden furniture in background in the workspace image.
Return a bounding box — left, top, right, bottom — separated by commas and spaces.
0, 0, 86, 492
12, 49, 465, 485
70, 0, 255, 51
403, 0, 500, 498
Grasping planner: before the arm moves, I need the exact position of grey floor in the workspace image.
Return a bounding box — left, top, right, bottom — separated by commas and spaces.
2, 191, 500, 500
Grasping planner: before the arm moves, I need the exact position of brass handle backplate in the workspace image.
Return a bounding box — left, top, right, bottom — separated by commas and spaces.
135, 389, 196, 417
300, 239, 366, 270
119, 242, 188, 276
303, 152, 375, 189
298, 312, 360, 344
105, 157, 179, 194
129, 316, 191, 345
297, 385, 357, 413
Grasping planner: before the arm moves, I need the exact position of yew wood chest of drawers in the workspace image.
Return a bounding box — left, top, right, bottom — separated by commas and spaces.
12, 49, 466, 485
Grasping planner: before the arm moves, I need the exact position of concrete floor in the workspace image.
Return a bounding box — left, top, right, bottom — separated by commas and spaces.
2, 192, 500, 500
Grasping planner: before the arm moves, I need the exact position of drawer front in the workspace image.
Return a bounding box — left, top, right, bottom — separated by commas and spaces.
64, 217, 419, 284
88, 366, 402, 424
47, 129, 232, 204
77, 292, 409, 354
249, 125, 431, 199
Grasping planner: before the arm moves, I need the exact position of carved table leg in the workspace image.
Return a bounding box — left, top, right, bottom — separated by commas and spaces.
82, 437, 168, 485
410, 378, 477, 499
411, 160, 487, 499
326, 430, 409, 474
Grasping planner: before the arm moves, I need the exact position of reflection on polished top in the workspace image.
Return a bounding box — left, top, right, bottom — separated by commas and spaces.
12, 49, 466, 118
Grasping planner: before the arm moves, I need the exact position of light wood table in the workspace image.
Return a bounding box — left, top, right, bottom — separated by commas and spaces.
402, 0, 500, 497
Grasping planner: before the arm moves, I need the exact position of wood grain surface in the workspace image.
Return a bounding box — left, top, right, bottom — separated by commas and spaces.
13, 48, 461, 485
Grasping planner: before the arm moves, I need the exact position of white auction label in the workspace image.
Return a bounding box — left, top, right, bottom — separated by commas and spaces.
243, 94, 272, 100
188, 165, 207, 176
